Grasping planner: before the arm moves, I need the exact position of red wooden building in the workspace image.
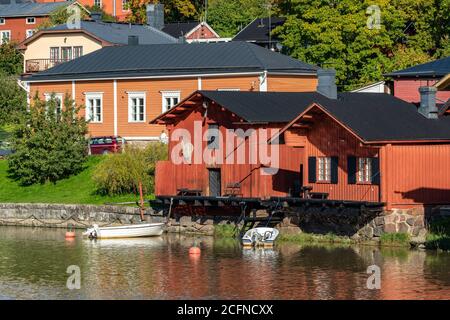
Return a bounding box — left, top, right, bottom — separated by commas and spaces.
385, 56, 450, 104
151, 71, 450, 210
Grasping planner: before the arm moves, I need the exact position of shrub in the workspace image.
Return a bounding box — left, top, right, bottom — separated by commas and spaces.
7, 93, 88, 185
214, 224, 238, 238
92, 143, 168, 196
380, 233, 411, 246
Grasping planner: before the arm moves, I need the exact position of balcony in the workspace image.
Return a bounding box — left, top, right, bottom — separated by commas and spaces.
25, 59, 70, 73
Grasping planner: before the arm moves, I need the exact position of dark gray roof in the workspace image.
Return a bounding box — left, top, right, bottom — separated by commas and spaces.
25, 41, 318, 81
385, 56, 450, 78
44, 20, 177, 45
162, 21, 200, 38
233, 17, 286, 43
0, 1, 70, 17
196, 91, 450, 142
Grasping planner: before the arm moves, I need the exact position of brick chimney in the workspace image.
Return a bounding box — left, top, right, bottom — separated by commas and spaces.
146, 4, 164, 30
419, 87, 438, 119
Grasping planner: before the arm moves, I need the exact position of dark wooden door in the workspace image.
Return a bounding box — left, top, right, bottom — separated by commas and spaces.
208, 169, 221, 197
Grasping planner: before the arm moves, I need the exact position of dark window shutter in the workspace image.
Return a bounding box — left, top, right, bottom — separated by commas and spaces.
308, 157, 316, 183
371, 157, 380, 185
331, 156, 338, 184
347, 156, 357, 185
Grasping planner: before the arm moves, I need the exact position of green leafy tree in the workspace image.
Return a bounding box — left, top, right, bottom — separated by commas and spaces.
0, 43, 23, 76
207, 0, 271, 37
8, 94, 89, 186
0, 75, 27, 126
274, 0, 450, 90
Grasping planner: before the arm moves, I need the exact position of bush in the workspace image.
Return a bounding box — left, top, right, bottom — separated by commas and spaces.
380, 233, 411, 246
214, 224, 238, 238
8, 93, 89, 185
92, 143, 168, 196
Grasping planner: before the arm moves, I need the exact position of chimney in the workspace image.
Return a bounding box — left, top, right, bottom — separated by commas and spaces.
91, 12, 102, 22
146, 3, 164, 30
128, 35, 139, 46
317, 69, 337, 100
419, 86, 438, 119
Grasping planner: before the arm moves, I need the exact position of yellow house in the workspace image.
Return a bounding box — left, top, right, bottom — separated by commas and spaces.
18, 15, 177, 74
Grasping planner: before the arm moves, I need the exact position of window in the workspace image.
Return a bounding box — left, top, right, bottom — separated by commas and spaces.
318, 157, 331, 182
0, 30, 10, 44
26, 29, 36, 38
128, 93, 145, 122
0, 18, 5, 25
357, 157, 372, 183
122, 0, 129, 11
85, 93, 103, 123
94, 0, 102, 7
50, 47, 59, 61
26, 17, 35, 24
161, 91, 180, 113
207, 124, 219, 149
73, 46, 83, 58
44, 93, 63, 117
61, 47, 72, 61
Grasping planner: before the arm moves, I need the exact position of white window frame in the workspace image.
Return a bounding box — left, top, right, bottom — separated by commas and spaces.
44, 93, 63, 116
161, 91, 180, 113
217, 88, 241, 91
94, 0, 102, 7
318, 157, 331, 182
25, 29, 36, 38
0, 30, 11, 44
85, 93, 103, 123
26, 17, 36, 25
357, 157, 372, 183
0, 18, 5, 25
128, 92, 146, 123
122, 0, 129, 11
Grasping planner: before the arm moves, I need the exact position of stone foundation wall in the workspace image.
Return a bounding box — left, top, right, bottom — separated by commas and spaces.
0, 203, 163, 229
165, 215, 241, 236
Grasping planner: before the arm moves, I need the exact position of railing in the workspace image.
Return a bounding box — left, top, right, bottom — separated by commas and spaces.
25, 59, 71, 73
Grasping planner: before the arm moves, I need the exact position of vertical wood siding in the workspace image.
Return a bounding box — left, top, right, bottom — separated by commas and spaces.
268, 75, 318, 92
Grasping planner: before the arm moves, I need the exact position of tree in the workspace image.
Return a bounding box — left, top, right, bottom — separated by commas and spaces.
0, 43, 23, 76
274, 0, 450, 90
124, 0, 201, 24
8, 94, 89, 185
0, 75, 27, 126
207, 0, 271, 37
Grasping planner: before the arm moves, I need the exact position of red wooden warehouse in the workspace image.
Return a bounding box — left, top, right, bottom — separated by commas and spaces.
151, 71, 450, 210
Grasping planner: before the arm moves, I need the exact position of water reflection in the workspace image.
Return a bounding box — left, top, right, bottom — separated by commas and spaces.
0, 226, 448, 299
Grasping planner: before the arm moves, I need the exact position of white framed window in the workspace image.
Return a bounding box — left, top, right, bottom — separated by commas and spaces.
122, 0, 129, 11
26, 17, 36, 25
0, 18, 5, 25
318, 157, 331, 182
61, 46, 72, 61
357, 157, 372, 183
161, 91, 180, 113
85, 93, 103, 123
94, 0, 102, 7
44, 93, 63, 117
128, 92, 146, 122
26, 29, 36, 38
0, 30, 11, 44
73, 46, 83, 58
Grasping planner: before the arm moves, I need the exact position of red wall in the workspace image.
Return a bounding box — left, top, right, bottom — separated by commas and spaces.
186, 24, 219, 40
393, 78, 450, 103
1, 16, 48, 43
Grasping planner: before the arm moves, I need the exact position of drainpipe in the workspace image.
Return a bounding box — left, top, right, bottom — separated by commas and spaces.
113, 0, 116, 17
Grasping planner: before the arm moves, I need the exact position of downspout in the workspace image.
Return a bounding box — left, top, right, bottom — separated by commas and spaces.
113, 0, 116, 17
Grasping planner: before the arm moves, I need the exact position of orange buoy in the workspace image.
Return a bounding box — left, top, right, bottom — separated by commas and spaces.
65, 231, 76, 239
189, 246, 201, 255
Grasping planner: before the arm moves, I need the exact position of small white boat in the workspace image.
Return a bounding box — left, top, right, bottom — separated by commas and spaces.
83, 223, 165, 239
242, 227, 279, 247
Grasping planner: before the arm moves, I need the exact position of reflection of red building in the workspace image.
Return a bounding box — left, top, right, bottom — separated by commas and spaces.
152, 71, 450, 209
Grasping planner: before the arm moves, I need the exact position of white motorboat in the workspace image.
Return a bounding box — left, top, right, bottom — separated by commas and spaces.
83, 223, 165, 239
242, 227, 279, 247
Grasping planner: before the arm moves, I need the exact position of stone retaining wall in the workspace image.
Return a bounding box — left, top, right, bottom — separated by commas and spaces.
0, 203, 163, 229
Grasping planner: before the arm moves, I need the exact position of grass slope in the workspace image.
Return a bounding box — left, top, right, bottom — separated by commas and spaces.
0, 156, 142, 205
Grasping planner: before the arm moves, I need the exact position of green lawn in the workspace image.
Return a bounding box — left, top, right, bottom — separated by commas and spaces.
0, 156, 146, 205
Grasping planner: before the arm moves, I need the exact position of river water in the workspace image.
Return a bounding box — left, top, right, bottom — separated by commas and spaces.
0, 226, 449, 300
